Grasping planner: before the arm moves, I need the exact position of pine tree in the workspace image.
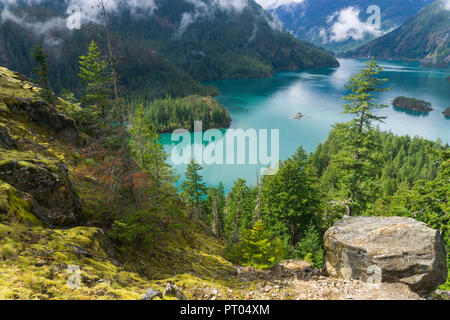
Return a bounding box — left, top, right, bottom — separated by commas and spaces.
343, 57, 390, 134
325, 58, 391, 216
31, 44, 54, 103
181, 159, 207, 219
261, 147, 319, 246
293, 224, 324, 268
253, 177, 262, 224
129, 104, 175, 201
78, 40, 112, 117
226, 178, 252, 243
226, 220, 285, 269
206, 183, 226, 238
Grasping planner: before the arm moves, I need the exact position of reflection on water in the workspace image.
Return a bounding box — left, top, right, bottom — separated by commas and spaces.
392, 106, 431, 118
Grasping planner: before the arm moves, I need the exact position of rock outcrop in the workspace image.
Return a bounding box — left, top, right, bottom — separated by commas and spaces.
0, 157, 83, 227
324, 216, 448, 294
4, 97, 83, 146
0, 125, 18, 149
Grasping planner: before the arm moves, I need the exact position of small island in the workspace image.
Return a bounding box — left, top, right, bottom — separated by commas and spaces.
392, 96, 433, 112
443, 107, 450, 118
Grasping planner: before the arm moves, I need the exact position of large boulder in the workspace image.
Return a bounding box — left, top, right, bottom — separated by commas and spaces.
324, 216, 447, 294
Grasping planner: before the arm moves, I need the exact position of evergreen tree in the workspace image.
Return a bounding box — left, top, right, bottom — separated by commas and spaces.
323, 59, 391, 217
129, 104, 175, 201
206, 183, 226, 238
31, 44, 54, 102
225, 178, 252, 243
343, 57, 390, 134
225, 220, 285, 269
253, 177, 262, 224
181, 159, 207, 219
261, 147, 319, 246
78, 40, 112, 117
293, 224, 324, 268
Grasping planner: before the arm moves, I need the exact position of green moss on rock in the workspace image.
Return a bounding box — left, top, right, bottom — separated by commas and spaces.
0, 180, 41, 225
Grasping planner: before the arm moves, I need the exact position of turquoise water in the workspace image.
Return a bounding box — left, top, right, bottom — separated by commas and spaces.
161, 59, 450, 190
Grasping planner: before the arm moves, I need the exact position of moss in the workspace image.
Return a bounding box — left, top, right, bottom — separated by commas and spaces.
0, 180, 41, 226
0, 67, 38, 101
0, 243, 17, 259
0, 101, 8, 113
0, 149, 60, 172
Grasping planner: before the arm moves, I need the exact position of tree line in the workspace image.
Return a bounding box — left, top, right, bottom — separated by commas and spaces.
178, 60, 449, 289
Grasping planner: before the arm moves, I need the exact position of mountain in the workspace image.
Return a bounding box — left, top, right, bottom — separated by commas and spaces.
345, 0, 450, 66
0, 0, 339, 99
266, 0, 435, 53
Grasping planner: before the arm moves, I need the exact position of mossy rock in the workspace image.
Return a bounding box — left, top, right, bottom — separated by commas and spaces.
0, 125, 18, 149
4, 97, 83, 146
0, 67, 38, 101
0, 179, 42, 226
0, 154, 83, 227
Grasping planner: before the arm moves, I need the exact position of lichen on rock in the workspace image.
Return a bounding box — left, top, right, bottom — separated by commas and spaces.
324, 216, 448, 294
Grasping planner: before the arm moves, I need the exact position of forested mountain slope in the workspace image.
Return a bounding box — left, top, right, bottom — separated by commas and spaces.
346, 0, 450, 65
267, 0, 434, 53
0, 0, 338, 99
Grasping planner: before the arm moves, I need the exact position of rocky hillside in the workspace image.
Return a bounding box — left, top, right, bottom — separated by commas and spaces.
0, 66, 447, 300
346, 0, 450, 66
0, 66, 235, 299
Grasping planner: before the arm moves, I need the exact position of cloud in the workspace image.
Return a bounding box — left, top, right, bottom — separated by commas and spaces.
0, 0, 284, 40
215, 0, 248, 12
175, 0, 250, 36
444, 0, 450, 10
326, 6, 382, 42
0, 0, 158, 46
67, 0, 158, 23
1, 6, 66, 34
0, 0, 158, 25
253, 0, 303, 9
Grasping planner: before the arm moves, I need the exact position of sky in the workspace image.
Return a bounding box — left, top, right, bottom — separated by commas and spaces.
254, 0, 304, 9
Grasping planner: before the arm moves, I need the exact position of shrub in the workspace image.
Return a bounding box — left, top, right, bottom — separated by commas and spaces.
225, 220, 286, 269
292, 224, 324, 268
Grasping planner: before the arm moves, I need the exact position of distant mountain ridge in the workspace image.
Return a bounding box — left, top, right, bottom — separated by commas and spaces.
267, 0, 434, 53
346, 0, 450, 66
0, 0, 339, 99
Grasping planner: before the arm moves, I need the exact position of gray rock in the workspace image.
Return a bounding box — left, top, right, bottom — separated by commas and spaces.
272, 260, 313, 277
175, 290, 187, 300
163, 281, 187, 300
324, 216, 447, 294
142, 289, 163, 300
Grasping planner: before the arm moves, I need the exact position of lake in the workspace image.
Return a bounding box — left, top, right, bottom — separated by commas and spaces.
161, 59, 450, 191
